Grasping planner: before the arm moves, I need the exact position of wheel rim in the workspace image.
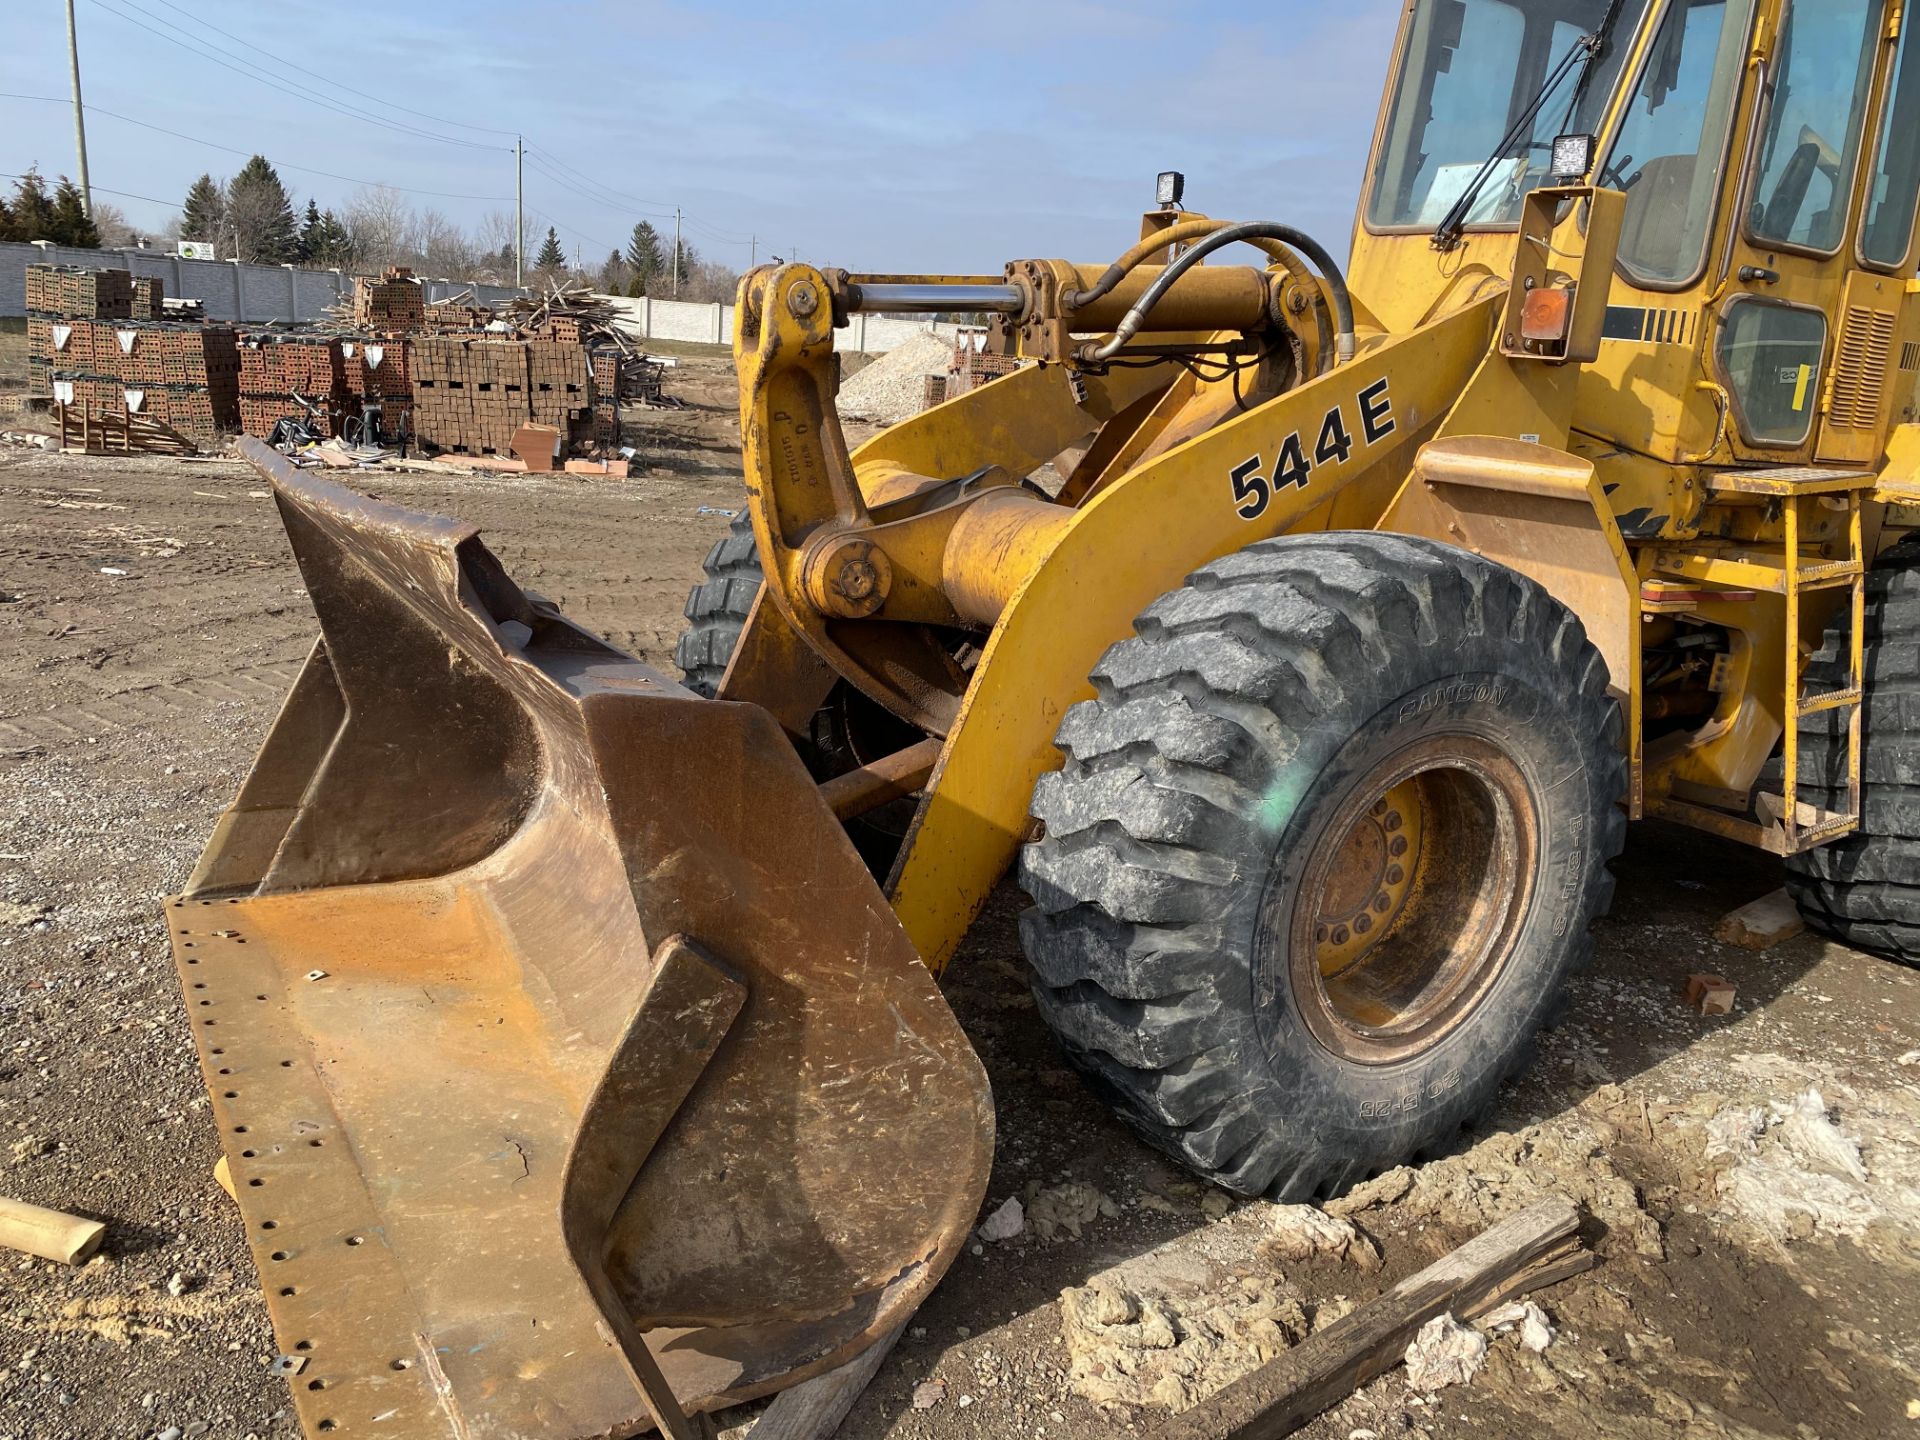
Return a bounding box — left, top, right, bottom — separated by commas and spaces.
1279, 734, 1540, 1066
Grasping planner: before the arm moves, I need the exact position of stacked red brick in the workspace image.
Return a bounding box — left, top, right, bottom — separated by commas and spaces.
238, 335, 353, 438
352, 268, 425, 330
26, 264, 133, 396
947, 337, 1023, 398
413, 332, 618, 456
131, 276, 165, 320
412, 336, 527, 454
45, 319, 239, 443
341, 339, 412, 441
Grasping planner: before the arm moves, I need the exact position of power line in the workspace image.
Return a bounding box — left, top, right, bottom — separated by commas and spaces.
81, 0, 506, 153
0, 170, 174, 207
521, 150, 756, 250
0, 93, 515, 202
523, 147, 674, 215
137, 0, 520, 138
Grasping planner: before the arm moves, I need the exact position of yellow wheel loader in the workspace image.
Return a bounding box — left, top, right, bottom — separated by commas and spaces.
172, 0, 1920, 1432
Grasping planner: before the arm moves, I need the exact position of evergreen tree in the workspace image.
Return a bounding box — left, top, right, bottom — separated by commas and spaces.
299, 208, 352, 268
6, 171, 58, 243
671, 238, 697, 284
180, 173, 224, 246
0, 191, 13, 243
625, 221, 663, 291
225, 155, 297, 263
298, 199, 322, 262
534, 226, 566, 271
49, 178, 100, 247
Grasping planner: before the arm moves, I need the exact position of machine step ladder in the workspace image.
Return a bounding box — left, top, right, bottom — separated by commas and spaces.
1651, 467, 1871, 855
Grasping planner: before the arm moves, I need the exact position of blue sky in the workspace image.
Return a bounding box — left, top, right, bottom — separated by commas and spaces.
4, 0, 1403, 273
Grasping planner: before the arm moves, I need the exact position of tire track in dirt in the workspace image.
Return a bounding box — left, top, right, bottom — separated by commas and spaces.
0, 659, 301, 749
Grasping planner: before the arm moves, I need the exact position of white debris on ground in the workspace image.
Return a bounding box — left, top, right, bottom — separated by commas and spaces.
1262, 1203, 1382, 1270
976, 1195, 1025, 1243
1059, 1264, 1313, 1410
1025, 1179, 1119, 1242
1054, 1198, 1377, 1413
1403, 1313, 1488, 1392
1705, 1085, 1889, 1243
835, 331, 953, 423
1330, 1109, 1666, 1260
1479, 1299, 1556, 1353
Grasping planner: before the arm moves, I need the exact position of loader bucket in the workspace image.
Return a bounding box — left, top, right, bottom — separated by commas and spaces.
167, 438, 993, 1438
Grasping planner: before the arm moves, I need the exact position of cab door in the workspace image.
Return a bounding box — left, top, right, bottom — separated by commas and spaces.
1715, 0, 1919, 464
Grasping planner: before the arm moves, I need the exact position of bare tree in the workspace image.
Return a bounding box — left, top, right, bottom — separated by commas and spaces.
89, 201, 141, 248
678, 258, 743, 305
343, 185, 413, 271
410, 207, 477, 276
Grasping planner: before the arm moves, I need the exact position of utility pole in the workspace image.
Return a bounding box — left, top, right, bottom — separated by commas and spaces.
514, 137, 524, 288
673, 207, 682, 299
64, 0, 92, 218
750, 235, 757, 269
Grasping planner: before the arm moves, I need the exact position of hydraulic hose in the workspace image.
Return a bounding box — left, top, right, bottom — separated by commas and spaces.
1082, 222, 1356, 367
1064, 219, 1234, 310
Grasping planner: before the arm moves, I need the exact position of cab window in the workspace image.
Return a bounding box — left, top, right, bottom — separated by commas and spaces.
1862, 4, 1920, 267
1747, 0, 1882, 253
1602, 0, 1754, 286
1369, 0, 1638, 231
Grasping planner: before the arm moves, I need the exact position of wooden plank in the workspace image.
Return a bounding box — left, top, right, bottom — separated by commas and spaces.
1148, 1197, 1587, 1440
748, 1323, 907, 1440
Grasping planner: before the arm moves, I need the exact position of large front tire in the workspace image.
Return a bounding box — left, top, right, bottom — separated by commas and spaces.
1018, 534, 1626, 1200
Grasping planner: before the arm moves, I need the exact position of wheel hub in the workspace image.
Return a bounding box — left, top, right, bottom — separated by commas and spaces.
1283, 735, 1539, 1066
1313, 779, 1424, 978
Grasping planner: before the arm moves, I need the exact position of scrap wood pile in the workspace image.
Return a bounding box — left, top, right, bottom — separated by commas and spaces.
496, 280, 683, 409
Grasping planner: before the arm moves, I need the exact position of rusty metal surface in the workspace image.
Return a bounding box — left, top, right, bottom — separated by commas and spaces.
168, 438, 993, 1438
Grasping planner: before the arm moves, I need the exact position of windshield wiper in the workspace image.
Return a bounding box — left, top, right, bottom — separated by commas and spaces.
1432, 0, 1630, 252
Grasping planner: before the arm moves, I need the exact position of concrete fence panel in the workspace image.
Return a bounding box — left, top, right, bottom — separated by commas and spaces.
597, 294, 964, 355
0, 241, 526, 324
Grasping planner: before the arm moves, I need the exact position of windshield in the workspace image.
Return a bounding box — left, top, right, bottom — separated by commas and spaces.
1369, 0, 1643, 231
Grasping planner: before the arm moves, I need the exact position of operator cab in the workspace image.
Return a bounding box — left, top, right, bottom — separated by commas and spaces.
1355, 0, 1920, 469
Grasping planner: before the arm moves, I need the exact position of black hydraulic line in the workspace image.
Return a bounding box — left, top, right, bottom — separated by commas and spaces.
1081, 222, 1356, 366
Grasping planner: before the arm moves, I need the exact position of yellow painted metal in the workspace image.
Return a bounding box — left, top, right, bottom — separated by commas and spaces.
726, 0, 1920, 970
886, 299, 1498, 970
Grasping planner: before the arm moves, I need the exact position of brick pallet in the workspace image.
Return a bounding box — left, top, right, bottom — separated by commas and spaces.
341, 338, 413, 441
27, 264, 138, 396
352, 267, 425, 330
131, 276, 166, 321
26, 264, 134, 320
40, 319, 239, 444
412, 333, 618, 456
238, 334, 354, 439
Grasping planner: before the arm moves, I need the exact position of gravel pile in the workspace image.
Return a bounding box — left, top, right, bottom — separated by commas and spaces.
836, 332, 952, 424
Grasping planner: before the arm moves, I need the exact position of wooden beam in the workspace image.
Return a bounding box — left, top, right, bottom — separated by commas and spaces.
749, 1323, 906, 1440
1149, 1196, 1589, 1440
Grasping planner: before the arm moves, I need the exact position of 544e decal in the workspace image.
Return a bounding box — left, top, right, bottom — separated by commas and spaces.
1229, 378, 1396, 521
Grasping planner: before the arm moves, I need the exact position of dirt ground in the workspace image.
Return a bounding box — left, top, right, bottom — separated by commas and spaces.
1, 357, 1917, 1440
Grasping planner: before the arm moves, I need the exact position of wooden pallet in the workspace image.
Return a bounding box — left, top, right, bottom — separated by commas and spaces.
55, 400, 198, 456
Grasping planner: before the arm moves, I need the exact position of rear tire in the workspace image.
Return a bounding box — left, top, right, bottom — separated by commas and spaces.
1785, 539, 1920, 963
1017, 534, 1626, 1199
